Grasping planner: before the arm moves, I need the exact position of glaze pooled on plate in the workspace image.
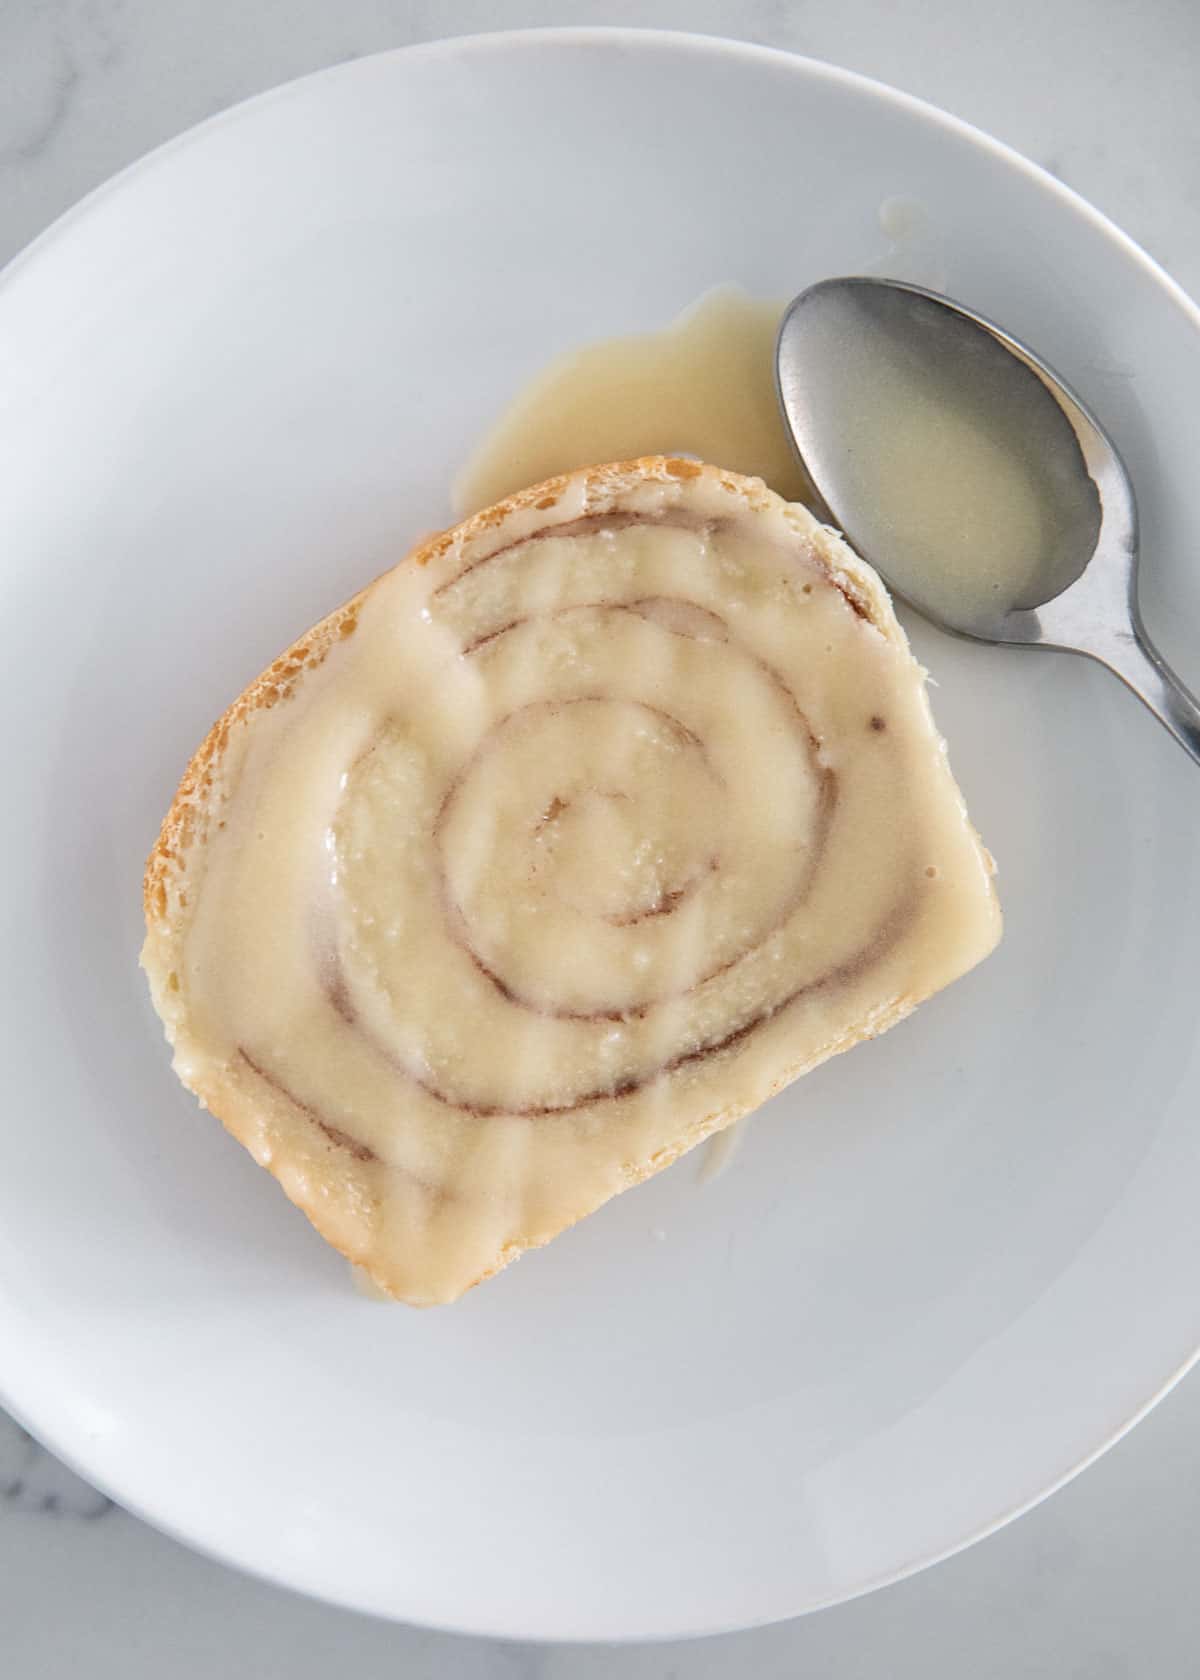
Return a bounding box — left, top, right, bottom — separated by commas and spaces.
455, 287, 810, 516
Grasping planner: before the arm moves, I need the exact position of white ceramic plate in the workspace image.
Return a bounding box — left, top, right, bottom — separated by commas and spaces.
1, 28, 1199, 1643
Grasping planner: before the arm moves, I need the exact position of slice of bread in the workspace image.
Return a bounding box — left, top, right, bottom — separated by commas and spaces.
142, 458, 1000, 1304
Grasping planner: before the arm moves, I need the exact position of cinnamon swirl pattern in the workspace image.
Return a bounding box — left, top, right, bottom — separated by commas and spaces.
143, 460, 1001, 1304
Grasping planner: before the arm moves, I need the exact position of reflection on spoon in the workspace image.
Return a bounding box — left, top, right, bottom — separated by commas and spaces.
776, 278, 1200, 764
777, 278, 1102, 631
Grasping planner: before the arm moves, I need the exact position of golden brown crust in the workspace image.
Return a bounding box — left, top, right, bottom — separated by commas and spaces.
144, 457, 896, 931
142, 592, 367, 925
141, 458, 909, 1303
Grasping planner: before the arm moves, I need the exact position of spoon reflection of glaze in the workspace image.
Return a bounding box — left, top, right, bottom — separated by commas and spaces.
777, 278, 1200, 765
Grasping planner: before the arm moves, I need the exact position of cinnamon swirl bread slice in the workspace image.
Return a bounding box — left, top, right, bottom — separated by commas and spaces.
142, 458, 1000, 1305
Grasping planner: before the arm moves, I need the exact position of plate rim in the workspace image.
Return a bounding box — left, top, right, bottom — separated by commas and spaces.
2, 24, 1200, 1642
4, 23, 1200, 336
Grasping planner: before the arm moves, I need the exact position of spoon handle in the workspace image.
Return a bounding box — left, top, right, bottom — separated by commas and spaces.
1093, 620, 1200, 767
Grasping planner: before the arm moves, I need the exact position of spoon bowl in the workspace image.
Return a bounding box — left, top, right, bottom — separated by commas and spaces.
776, 277, 1200, 764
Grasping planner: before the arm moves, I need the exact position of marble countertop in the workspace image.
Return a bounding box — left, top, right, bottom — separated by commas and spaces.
3, 1, 1199, 1674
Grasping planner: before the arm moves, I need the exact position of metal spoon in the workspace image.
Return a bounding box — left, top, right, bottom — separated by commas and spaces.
776, 277, 1200, 765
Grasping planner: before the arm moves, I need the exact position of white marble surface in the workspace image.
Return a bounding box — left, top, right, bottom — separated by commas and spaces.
3, 1, 1199, 1673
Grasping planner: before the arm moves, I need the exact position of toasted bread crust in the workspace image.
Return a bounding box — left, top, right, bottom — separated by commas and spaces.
145, 456, 899, 927
141, 458, 914, 1301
